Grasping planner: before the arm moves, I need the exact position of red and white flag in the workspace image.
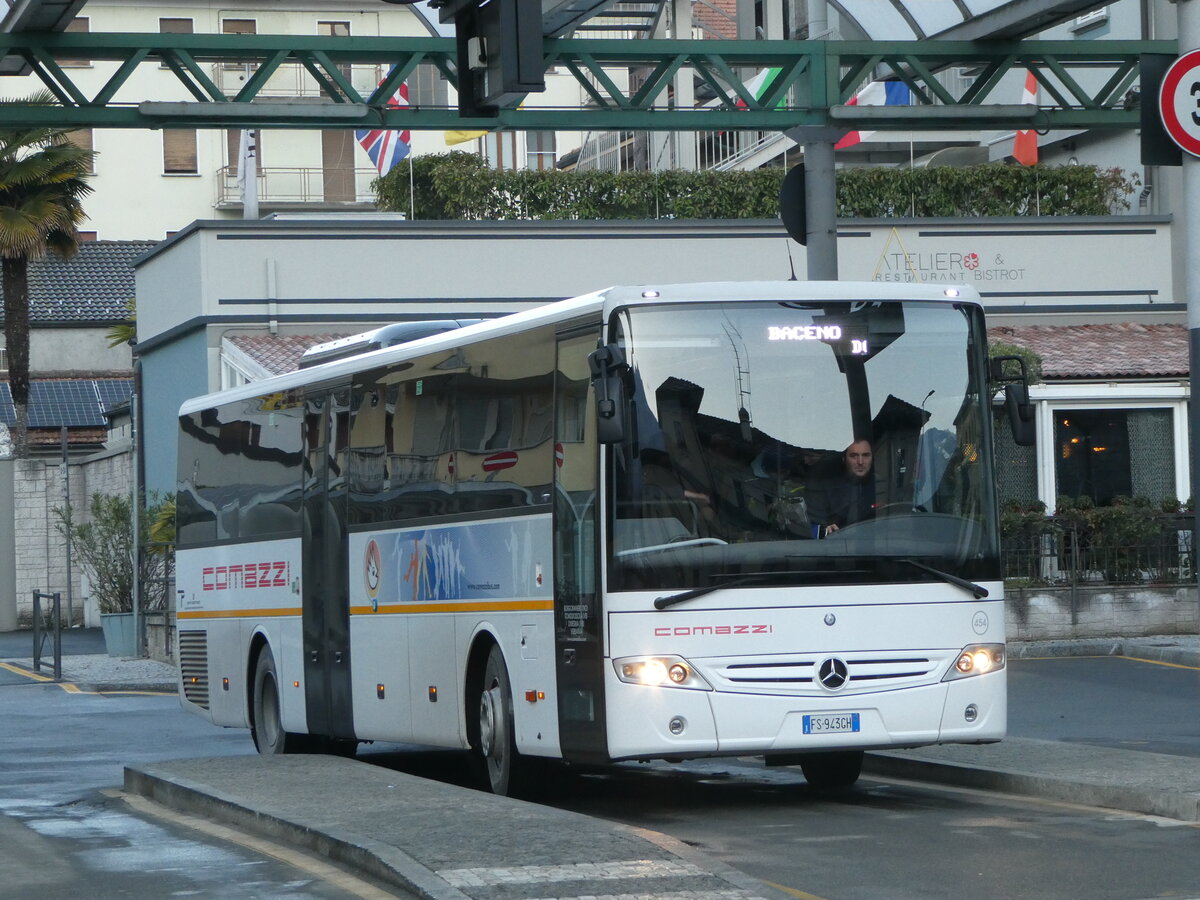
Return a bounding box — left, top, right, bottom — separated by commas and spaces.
1012, 70, 1038, 166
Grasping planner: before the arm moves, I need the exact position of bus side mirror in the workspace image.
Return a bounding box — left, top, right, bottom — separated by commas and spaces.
1004, 382, 1036, 446
991, 355, 1036, 447
588, 344, 628, 444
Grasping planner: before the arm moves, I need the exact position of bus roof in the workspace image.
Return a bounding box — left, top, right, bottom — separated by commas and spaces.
178, 280, 981, 416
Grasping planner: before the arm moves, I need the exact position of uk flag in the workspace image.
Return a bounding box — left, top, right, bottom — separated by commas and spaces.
357, 75, 411, 175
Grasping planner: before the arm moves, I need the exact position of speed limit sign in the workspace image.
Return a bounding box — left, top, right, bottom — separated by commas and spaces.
1160, 48, 1200, 157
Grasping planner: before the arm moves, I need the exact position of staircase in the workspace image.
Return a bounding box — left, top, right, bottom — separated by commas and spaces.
572, 0, 666, 37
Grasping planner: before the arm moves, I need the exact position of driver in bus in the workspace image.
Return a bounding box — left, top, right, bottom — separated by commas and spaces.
809, 438, 876, 536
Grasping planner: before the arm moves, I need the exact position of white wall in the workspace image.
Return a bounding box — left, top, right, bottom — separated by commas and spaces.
32, 327, 132, 372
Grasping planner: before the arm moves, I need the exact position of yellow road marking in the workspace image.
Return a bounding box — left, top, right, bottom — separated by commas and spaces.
1016, 654, 1200, 672
0, 661, 54, 682
762, 879, 831, 900
1119, 655, 1200, 672
0, 663, 171, 696
112, 790, 404, 899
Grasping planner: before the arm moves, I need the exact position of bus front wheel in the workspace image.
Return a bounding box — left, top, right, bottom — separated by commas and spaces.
251, 647, 303, 755
477, 644, 525, 796
799, 750, 864, 791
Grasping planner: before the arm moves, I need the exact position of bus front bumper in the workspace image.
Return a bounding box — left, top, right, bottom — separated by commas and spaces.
603, 669, 1006, 761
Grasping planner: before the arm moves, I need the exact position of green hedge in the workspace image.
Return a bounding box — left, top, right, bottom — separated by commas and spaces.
373, 153, 1138, 220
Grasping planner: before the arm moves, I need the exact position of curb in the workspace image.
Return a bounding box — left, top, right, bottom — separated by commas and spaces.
125, 764, 472, 900
1009, 638, 1200, 668
864, 750, 1200, 823
75, 681, 177, 693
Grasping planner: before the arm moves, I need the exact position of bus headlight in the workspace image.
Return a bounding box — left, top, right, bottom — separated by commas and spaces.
614, 655, 712, 690
943, 643, 1006, 681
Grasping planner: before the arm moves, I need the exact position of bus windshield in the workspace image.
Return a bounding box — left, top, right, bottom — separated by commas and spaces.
608, 299, 1000, 593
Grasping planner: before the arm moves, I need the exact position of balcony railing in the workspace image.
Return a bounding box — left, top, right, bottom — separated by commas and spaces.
211, 61, 390, 99
215, 165, 382, 208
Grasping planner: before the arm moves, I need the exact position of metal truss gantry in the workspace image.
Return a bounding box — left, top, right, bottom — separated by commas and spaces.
0, 32, 1176, 132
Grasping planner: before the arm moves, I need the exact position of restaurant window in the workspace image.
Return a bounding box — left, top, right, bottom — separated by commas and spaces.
1054, 408, 1176, 506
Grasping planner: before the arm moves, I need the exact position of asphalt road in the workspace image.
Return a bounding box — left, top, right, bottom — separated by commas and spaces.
1007, 655, 1200, 757
2, 632, 1198, 900
351, 654, 1200, 900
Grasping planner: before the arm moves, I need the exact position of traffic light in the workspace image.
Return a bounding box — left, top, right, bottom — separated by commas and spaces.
436, 0, 546, 116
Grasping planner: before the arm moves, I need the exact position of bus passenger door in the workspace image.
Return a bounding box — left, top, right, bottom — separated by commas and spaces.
553, 330, 606, 761
301, 389, 355, 740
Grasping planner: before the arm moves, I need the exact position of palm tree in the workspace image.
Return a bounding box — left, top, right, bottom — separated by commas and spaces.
0, 96, 95, 457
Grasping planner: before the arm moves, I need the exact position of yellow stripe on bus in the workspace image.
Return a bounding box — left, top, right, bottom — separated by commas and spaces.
177, 608, 302, 620
351, 600, 554, 615
177, 600, 553, 620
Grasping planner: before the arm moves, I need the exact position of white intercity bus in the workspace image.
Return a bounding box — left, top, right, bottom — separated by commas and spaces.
175, 281, 1032, 794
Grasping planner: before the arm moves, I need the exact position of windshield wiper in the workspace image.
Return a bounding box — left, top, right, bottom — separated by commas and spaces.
654, 573, 795, 610
898, 558, 989, 599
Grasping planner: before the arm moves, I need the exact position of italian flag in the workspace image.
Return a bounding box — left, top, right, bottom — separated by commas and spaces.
736, 67, 784, 109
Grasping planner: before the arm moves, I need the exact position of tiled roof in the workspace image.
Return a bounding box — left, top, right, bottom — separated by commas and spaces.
989, 323, 1187, 379
227, 333, 350, 377
0, 240, 157, 325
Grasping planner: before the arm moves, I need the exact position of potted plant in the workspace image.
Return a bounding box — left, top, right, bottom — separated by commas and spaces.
56, 492, 170, 657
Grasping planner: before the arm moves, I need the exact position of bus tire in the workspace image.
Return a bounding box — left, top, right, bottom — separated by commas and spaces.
251, 647, 303, 755
799, 750, 864, 790
477, 643, 525, 796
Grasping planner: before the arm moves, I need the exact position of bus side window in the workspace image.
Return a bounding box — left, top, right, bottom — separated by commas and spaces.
451, 328, 556, 514
237, 396, 304, 540
177, 411, 219, 546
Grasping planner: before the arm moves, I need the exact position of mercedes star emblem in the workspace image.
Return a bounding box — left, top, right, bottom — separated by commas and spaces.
818, 657, 849, 690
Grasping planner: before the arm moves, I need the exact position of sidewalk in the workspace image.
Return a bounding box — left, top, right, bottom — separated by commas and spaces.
1, 652, 177, 692
126, 755, 788, 900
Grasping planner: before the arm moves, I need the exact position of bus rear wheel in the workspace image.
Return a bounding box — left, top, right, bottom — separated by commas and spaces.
799, 750, 864, 791
477, 644, 525, 796
251, 647, 304, 755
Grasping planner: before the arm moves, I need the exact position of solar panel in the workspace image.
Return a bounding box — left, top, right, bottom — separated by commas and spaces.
28, 381, 106, 428
95, 379, 133, 413
0, 379, 135, 430
0, 384, 12, 427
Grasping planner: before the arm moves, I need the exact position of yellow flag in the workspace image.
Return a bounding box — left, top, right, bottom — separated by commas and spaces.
445, 129, 489, 146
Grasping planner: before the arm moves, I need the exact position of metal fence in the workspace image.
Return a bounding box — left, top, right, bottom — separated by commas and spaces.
141, 541, 176, 661
1002, 514, 1194, 587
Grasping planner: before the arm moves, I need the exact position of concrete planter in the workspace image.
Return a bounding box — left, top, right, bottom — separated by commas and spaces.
100, 612, 136, 658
